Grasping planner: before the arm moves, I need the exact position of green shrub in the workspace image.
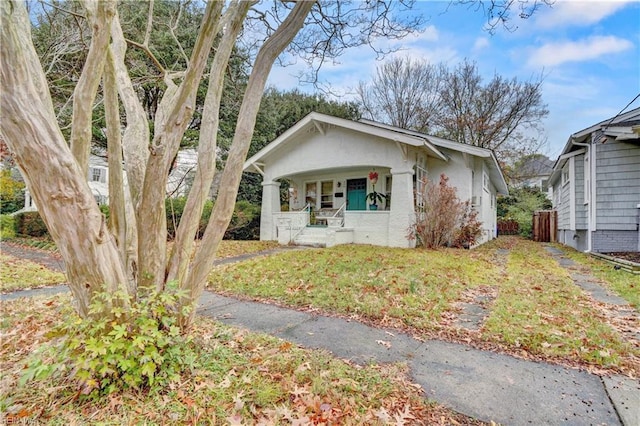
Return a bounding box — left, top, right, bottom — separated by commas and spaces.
0, 169, 25, 214
21, 286, 199, 396
14, 211, 48, 237
165, 197, 214, 239
99, 204, 110, 220
224, 200, 261, 240
0, 214, 15, 239
497, 186, 551, 239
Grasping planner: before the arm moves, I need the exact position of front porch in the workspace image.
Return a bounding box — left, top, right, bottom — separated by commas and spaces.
271, 206, 398, 247
260, 166, 416, 248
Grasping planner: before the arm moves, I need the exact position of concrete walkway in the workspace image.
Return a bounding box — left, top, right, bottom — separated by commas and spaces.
2, 243, 639, 425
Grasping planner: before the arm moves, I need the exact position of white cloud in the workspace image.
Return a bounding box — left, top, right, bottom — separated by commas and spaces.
535, 0, 633, 29
473, 37, 490, 51
527, 35, 633, 67
408, 25, 439, 43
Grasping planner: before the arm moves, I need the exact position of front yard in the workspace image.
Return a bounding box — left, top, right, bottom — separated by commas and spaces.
208, 237, 639, 376
1, 236, 638, 423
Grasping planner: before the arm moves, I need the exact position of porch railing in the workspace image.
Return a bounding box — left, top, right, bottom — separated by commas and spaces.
326, 202, 346, 227
275, 203, 311, 243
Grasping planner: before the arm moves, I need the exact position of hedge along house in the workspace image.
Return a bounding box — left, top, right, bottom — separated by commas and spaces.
549, 107, 640, 253
243, 112, 508, 248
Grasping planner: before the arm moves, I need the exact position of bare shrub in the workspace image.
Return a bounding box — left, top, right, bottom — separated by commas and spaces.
409, 174, 483, 248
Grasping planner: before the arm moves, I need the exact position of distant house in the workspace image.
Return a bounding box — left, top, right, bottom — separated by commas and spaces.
548, 107, 640, 253
22, 155, 109, 212
511, 154, 554, 194
243, 112, 508, 248
21, 150, 199, 213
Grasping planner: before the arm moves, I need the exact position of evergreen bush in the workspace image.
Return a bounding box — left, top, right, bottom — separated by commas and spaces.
0, 214, 16, 239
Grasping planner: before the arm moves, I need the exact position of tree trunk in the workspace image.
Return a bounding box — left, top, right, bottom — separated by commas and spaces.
167, 1, 253, 285
137, 1, 224, 292
104, 47, 137, 293
69, 0, 115, 174
181, 0, 316, 326
1, 1, 129, 317
110, 13, 149, 209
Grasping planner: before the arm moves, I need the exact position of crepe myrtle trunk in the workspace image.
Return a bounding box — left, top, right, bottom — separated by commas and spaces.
0, 1, 131, 317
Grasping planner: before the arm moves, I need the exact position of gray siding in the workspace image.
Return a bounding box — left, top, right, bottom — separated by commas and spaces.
557, 181, 571, 229
595, 141, 640, 231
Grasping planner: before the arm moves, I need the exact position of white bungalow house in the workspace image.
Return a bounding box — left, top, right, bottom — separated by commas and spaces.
243, 112, 508, 248
549, 107, 640, 253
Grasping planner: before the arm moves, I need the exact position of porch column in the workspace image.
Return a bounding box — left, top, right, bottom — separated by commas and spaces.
260, 180, 281, 241
388, 168, 415, 248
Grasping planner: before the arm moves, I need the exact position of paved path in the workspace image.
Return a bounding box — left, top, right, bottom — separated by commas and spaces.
2, 243, 639, 425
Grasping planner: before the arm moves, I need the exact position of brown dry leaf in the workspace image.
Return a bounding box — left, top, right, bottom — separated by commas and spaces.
376, 339, 392, 349
226, 414, 244, 425
233, 391, 245, 411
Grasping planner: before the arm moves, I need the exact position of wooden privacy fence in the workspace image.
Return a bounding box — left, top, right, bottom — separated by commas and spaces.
533, 210, 557, 242
497, 220, 519, 235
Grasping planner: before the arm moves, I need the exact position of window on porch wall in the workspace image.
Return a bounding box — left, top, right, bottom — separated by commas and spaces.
305, 182, 317, 208
385, 175, 392, 210
321, 180, 333, 208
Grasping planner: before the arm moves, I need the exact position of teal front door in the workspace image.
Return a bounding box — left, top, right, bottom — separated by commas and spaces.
346, 178, 366, 210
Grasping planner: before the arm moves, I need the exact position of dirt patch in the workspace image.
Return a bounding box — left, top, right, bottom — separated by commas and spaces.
604, 252, 640, 264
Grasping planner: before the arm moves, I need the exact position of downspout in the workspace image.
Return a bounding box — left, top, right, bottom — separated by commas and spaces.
570, 137, 592, 252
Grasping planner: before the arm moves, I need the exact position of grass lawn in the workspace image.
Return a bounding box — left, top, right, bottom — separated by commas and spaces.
208, 237, 640, 376
561, 247, 640, 310
0, 238, 279, 293
0, 254, 66, 292
0, 294, 481, 425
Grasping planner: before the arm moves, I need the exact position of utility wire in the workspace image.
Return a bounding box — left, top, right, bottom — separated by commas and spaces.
602, 92, 640, 129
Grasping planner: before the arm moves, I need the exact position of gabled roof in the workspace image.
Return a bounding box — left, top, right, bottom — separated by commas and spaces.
243, 112, 447, 170
244, 112, 508, 195
557, 107, 640, 154
550, 107, 640, 184
358, 119, 509, 195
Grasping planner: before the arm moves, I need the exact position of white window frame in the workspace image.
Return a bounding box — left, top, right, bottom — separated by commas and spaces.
415, 155, 427, 207
482, 172, 490, 193
561, 163, 570, 186
583, 153, 590, 204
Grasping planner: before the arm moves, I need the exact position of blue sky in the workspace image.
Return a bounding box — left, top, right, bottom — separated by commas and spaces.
267, 0, 640, 160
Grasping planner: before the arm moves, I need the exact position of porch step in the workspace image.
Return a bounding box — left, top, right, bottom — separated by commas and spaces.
293, 226, 328, 247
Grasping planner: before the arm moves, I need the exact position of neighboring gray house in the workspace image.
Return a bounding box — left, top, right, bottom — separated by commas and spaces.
549, 107, 640, 253
243, 112, 508, 248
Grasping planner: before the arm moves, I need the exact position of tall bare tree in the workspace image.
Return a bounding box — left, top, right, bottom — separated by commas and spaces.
436, 59, 548, 160
0, 0, 423, 326
357, 57, 548, 163
357, 56, 441, 132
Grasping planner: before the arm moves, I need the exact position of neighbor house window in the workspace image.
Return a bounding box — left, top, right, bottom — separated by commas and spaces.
415, 155, 427, 207
90, 167, 105, 183
385, 175, 392, 210
321, 180, 333, 208
305, 182, 317, 208
584, 153, 590, 204
561, 163, 570, 186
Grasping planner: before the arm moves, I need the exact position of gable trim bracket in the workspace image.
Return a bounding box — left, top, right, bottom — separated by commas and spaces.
249, 162, 265, 176
395, 141, 408, 161
312, 120, 325, 135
